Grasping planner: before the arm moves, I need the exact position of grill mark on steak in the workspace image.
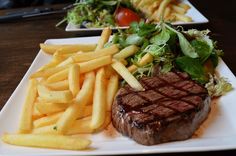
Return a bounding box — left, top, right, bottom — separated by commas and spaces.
112, 71, 211, 145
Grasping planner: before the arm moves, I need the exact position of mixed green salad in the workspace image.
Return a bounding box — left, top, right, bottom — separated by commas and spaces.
109, 22, 233, 97
57, 0, 140, 28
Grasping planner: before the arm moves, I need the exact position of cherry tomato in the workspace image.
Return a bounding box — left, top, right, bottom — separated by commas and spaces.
115, 7, 141, 27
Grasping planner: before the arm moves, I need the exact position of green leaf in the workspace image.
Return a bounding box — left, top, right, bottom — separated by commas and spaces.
191, 39, 212, 63
125, 34, 144, 46
150, 29, 170, 45
205, 74, 233, 97
164, 23, 198, 58
100, 0, 118, 6
130, 21, 158, 37
177, 33, 198, 58
175, 56, 207, 83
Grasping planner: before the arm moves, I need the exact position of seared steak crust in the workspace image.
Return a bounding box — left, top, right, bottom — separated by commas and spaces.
112, 71, 211, 145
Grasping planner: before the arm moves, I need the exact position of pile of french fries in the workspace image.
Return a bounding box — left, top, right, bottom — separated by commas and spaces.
1, 28, 144, 150
131, 0, 192, 23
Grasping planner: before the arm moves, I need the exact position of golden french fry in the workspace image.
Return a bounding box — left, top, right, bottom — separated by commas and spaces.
46, 68, 69, 83
66, 116, 93, 135
164, 6, 171, 18
18, 79, 38, 133
113, 45, 139, 60
96, 27, 112, 50
172, 13, 192, 22
68, 64, 80, 96
112, 61, 144, 91
32, 105, 45, 120
2, 134, 91, 150
178, 3, 191, 11
33, 112, 63, 128
56, 44, 96, 55
30, 64, 70, 79
128, 53, 153, 73
44, 80, 69, 91
38, 58, 62, 71
33, 105, 92, 129
37, 85, 73, 103
104, 65, 116, 78
40, 43, 96, 55
171, 4, 186, 14
32, 124, 57, 134
90, 68, 106, 129
94, 112, 111, 133
56, 72, 95, 134
35, 102, 68, 115
154, 0, 172, 21
72, 45, 119, 63
79, 55, 112, 73
40, 44, 64, 55
56, 57, 74, 67
106, 74, 119, 111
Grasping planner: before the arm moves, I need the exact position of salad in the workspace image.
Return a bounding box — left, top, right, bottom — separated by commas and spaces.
109, 21, 233, 97
57, 0, 192, 28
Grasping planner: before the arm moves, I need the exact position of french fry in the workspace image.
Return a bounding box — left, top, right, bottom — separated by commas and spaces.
35, 102, 68, 115
30, 64, 70, 79
164, 6, 171, 18
79, 55, 112, 73
46, 68, 69, 83
106, 75, 119, 111
67, 112, 111, 135
112, 61, 144, 91
68, 64, 80, 96
155, 0, 172, 21
33, 112, 63, 128
32, 106, 45, 120
171, 5, 186, 14
56, 72, 95, 134
94, 112, 111, 133
32, 124, 57, 134
56, 57, 74, 67
33, 105, 93, 130
104, 65, 116, 78
90, 68, 106, 129
44, 80, 69, 90
128, 53, 153, 73
95, 27, 112, 50
113, 45, 139, 60
72, 45, 119, 62
2, 134, 91, 150
40, 43, 96, 55
66, 116, 93, 135
178, 3, 191, 11
18, 79, 38, 133
38, 58, 62, 71
37, 85, 73, 103
172, 13, 192, 22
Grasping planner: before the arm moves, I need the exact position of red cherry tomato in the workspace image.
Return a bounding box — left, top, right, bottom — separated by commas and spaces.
115, 7, 141, 27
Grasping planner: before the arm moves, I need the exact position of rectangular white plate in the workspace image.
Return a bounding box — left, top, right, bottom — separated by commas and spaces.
65, 0, 209, 32
1, 36, 236, 156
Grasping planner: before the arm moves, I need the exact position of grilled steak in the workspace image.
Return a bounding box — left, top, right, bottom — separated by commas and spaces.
112, 71, 211, 145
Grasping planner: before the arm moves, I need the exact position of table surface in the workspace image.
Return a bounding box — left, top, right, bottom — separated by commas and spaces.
0, 0, 236, 155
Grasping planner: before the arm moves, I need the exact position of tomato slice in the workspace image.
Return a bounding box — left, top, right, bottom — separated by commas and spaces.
115, 7, 141, 27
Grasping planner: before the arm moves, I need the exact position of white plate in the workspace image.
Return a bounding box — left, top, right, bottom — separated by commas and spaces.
1, 36, 236, 156
65, 0, 209, 32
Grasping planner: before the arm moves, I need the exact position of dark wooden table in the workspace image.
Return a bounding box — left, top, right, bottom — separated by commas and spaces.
0, 1, 236, 155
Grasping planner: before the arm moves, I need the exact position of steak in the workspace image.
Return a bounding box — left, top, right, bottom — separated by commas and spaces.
112, 71, 211, 145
